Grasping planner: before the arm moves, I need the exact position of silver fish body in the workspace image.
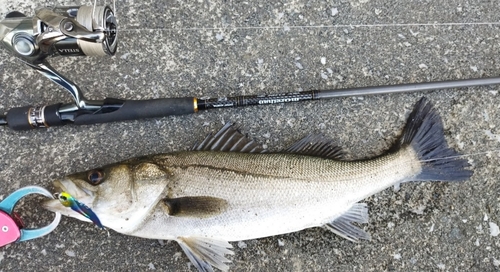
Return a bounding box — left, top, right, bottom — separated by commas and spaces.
132, 149, 419, 241
43, 98, 472, 271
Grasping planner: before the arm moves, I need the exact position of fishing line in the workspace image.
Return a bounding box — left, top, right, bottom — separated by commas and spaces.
117, 21, 500, 32
419, 149, 500, 164
105, 0, 500, 32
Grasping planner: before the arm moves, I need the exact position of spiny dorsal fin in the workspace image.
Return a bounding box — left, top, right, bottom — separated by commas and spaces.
162, 196, 228, 218
285, 134, 343, 159
193, 122, 265, 153
176, 236, 234, 272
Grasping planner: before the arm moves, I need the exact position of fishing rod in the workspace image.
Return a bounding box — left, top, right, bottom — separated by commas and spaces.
1, 5, 500, 131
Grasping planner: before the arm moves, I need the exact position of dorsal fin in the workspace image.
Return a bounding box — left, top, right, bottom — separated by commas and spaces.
192, 122, 265, 153
285, 134, 343, 159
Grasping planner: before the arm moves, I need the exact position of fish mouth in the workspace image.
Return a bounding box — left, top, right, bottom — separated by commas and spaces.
42, 179, 95, 216
53, 179, 91, 198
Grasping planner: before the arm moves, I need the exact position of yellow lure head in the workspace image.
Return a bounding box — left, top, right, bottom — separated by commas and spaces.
57, 192, 73, 207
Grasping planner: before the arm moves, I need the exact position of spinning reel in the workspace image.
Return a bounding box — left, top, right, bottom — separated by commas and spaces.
0, 5, 118, 129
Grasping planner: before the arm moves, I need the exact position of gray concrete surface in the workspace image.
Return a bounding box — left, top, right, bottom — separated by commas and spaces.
1, 0, 499, 271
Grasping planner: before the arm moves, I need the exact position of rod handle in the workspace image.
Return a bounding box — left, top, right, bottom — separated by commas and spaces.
73, 97, 197, 125
5, 104, 64, 131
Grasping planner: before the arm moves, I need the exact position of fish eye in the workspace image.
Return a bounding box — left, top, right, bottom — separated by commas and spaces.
87, 169, 105, 185
60, 195, 67, 201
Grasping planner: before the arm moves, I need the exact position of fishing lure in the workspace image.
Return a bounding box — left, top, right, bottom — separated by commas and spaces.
56, 192, 105, 229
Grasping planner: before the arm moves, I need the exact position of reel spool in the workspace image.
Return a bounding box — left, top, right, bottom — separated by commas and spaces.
75, 5, 118, 56
46, 5, 118, 57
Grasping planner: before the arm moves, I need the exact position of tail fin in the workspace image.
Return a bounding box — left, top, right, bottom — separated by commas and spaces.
397, 97, 473, 181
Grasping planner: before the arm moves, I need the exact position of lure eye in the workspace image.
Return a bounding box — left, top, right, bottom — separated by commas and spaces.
60, 195, 67, 201
87, 169, 105, 185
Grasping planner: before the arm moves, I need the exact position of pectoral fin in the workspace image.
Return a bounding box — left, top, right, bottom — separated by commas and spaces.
324, 203, 371, 242
162, 196, 228, 218
176, 236, 234, 272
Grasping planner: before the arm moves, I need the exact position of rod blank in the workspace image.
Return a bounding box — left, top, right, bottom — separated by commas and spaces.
315, 77, 500, 99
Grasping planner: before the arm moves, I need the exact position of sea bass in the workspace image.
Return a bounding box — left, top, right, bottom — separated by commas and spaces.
43, 97, 472, 271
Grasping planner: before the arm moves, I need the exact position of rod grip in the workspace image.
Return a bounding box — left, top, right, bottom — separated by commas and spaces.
73, 97, 197, 125
5, 106, 32, 130
5, 104, 64, 131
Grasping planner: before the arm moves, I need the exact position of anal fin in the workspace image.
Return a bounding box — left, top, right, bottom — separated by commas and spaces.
176, 237, 234, 272
324, 203, 371, 242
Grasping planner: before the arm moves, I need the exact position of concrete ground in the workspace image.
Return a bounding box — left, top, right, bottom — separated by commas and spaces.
1, 0, 499, 271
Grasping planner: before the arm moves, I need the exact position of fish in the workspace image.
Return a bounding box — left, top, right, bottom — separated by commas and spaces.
43, 97, 472, 272
55, 191, 105, 229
